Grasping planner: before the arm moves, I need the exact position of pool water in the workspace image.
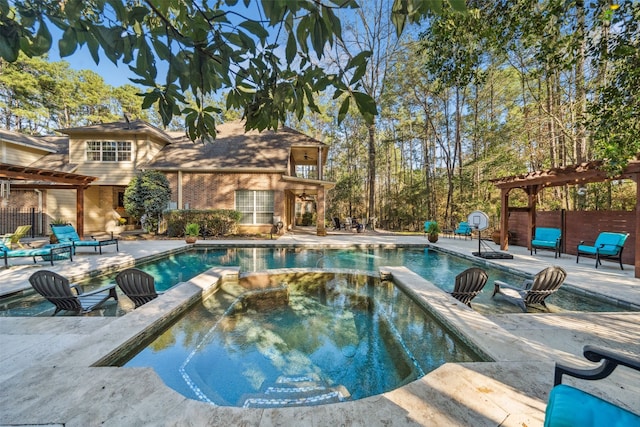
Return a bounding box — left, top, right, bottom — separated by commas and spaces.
122, 273, 480, 407
0, 247, 629, 315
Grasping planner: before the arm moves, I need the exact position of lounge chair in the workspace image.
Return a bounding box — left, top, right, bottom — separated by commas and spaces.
544, 345, 640, 427
115, 268, 159, 308
29, 270, 118, 315
0, 242, 73, 268
450, 267, 488, 307
453, 222, 472, 240
492, 266, 567, 312
1, 225, 32, 249
531, 227, 562, 258
50, 223, 119, 254
576, 232, 629, 270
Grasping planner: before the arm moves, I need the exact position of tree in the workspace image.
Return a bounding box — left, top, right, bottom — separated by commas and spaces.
124, 170, 171, 234
0, 1, 463, 141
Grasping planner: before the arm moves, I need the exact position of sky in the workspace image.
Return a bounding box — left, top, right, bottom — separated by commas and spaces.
48, 37, 148, 88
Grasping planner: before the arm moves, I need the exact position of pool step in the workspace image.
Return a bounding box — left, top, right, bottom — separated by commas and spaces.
240, 374, 351, 408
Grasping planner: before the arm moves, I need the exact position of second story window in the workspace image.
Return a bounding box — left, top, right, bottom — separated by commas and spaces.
86, 141, 132, 162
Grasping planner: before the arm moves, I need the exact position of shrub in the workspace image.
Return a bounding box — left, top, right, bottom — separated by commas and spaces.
165, 209, 241, 237
124, 170, 171, 233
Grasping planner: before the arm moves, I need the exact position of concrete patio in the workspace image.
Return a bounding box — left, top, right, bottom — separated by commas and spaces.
0, 230, 638, 426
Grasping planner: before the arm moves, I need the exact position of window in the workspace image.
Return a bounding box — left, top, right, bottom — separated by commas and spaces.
235, 190, 274, 225
86, 141, 132, 162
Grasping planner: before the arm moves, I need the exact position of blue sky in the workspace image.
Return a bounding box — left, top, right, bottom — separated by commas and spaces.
48, 36, 146, 88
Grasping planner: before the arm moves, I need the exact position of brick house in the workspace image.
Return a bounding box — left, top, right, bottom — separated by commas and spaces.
0, 120, 333, 236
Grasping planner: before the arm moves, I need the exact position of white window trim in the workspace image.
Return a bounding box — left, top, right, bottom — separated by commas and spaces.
85, 140, 133, 163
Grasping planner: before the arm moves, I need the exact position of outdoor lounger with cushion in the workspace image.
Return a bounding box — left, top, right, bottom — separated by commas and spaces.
531, 227, 562, 258
544, 345, 640, 427
576, 232, 629, 270
0, 242, 72, 268
50, 223, 119, 254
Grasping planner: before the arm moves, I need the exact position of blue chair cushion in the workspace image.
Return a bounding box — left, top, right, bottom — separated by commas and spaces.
532, 239, 558, 248
579, 232, 628, 256
544, 384, 640, 427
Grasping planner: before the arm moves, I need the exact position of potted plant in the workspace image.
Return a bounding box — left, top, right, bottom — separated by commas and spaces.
426, 221, 441, 243
184, 223, 200, 244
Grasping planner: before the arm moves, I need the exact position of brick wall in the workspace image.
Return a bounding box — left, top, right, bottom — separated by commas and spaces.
508, 210, 635, 264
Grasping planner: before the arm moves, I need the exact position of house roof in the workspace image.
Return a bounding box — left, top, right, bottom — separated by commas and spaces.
27, 137, 77, 173
57, 120, 175, 144
146, 120, 326, 171
0, 129, 59, 152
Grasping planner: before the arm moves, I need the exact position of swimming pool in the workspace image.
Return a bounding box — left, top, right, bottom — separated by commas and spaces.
121, 272, 481, 407
0, 246, 630, 315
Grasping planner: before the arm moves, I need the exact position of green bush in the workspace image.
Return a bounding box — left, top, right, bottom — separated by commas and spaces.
302, 212, 313, 226
165, 209, 241, 237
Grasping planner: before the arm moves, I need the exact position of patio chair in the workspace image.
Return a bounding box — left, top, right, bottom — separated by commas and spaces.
333, 217, 341, 230
29, 270, 118, 315
115, 268, 159, 308
544, 345, 640, 427
0, 241, 73, 268
576, 232, 629, 270
453, 222, 472, 240
450, 267, 488, 308
50, 223, 119, 254
531, 227, 562, 258
491, 266, 567, 312
1, 225, 32, 249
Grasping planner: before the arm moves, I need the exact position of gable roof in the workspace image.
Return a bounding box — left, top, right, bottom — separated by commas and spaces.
146, 120, 326, 171
57, 120, 175, 144
0, 129, 59, 152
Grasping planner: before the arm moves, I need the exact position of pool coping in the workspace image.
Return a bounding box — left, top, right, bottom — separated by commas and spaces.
0, 264, 555, 426
1, 239, 638, 426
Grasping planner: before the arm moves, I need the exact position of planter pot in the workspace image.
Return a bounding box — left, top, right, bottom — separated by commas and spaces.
185, 236, 197, 244
428, 233, 439, 243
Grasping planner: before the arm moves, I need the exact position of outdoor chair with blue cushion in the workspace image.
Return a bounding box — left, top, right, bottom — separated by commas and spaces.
544, 345, 640, 427
116, 268, 159, 308
50, 223, 119, 254
492, 266, 567, 312
29, 270, 117, 315
531, 227, 562, 258
0, 242, 73, 268
453, 222, 472, 239
576, 232, 629, 270
1, 225, 32, 249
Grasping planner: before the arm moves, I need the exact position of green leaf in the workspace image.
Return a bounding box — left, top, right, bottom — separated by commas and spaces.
352, 91, 378, 124
338, 96, 350, 123
239, 20, 269, 41
285, 32, 296, 65
31, 19, 52, 56
59, 27, 77, 57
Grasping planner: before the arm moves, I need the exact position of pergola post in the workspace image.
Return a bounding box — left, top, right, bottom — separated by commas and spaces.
316, 186, 327, 236
76, 186, 85, 237
500, 188, 509, 250
636, 176, 640, 278
526, 185, 540, 252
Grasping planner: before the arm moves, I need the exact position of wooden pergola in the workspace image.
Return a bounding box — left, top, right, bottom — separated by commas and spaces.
0, 163, 97, 236
491, 160, 640, 278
